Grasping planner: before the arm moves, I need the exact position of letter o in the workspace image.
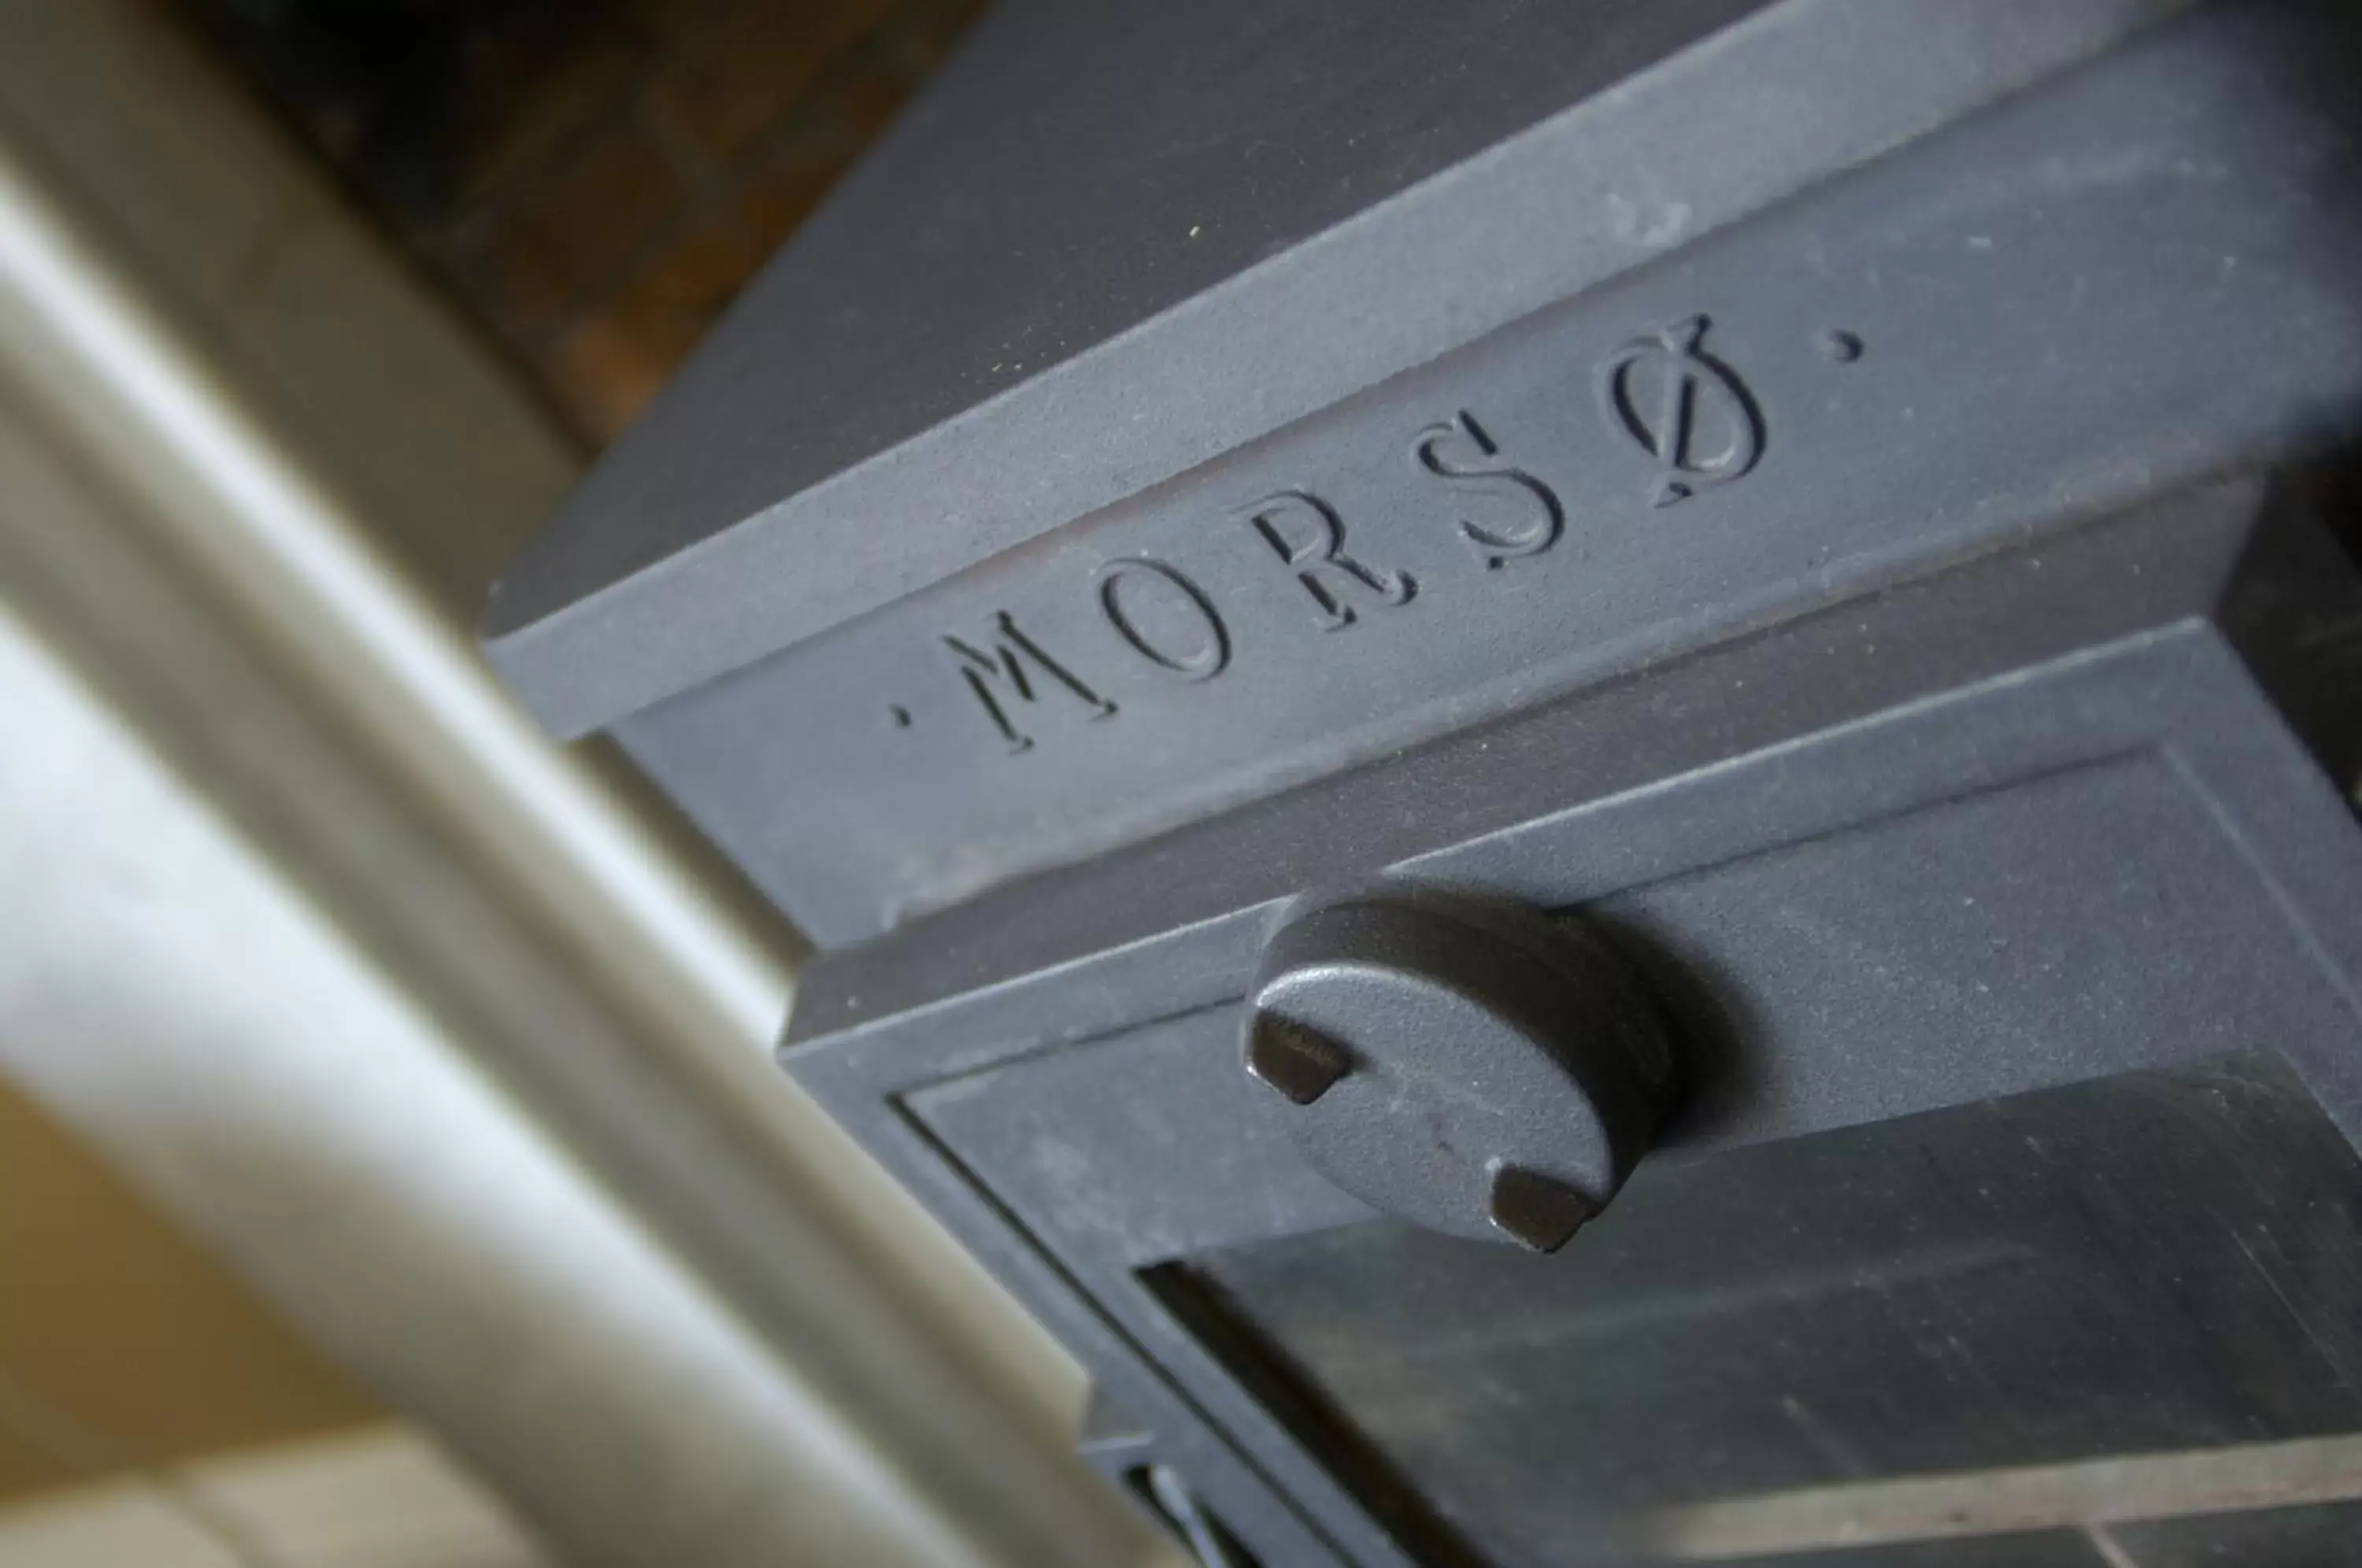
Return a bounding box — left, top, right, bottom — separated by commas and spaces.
1096, 558, 1231, 682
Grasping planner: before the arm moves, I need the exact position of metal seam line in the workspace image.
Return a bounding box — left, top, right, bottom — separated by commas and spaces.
1638, 1430, 2362, 1558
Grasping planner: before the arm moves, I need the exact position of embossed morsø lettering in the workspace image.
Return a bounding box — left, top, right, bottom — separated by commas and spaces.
926, 309, 1778, 761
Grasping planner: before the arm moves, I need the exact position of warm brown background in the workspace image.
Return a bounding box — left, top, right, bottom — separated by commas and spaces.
177, 0, 985, 446
0, 1082, 376, 1503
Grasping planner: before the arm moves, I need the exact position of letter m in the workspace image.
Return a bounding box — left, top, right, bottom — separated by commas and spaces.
944, 612, 1116, 754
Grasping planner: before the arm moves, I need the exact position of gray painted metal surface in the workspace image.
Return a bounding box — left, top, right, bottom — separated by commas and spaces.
487, 0, 2180, 741
616, 8, 2362, 941
797, 474, 2362, 1566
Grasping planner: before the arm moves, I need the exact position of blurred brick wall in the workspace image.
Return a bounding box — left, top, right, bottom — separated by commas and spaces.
180, 0, 985, 446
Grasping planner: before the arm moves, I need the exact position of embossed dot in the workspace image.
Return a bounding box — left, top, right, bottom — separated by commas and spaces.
1820, 329, 1865, 364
